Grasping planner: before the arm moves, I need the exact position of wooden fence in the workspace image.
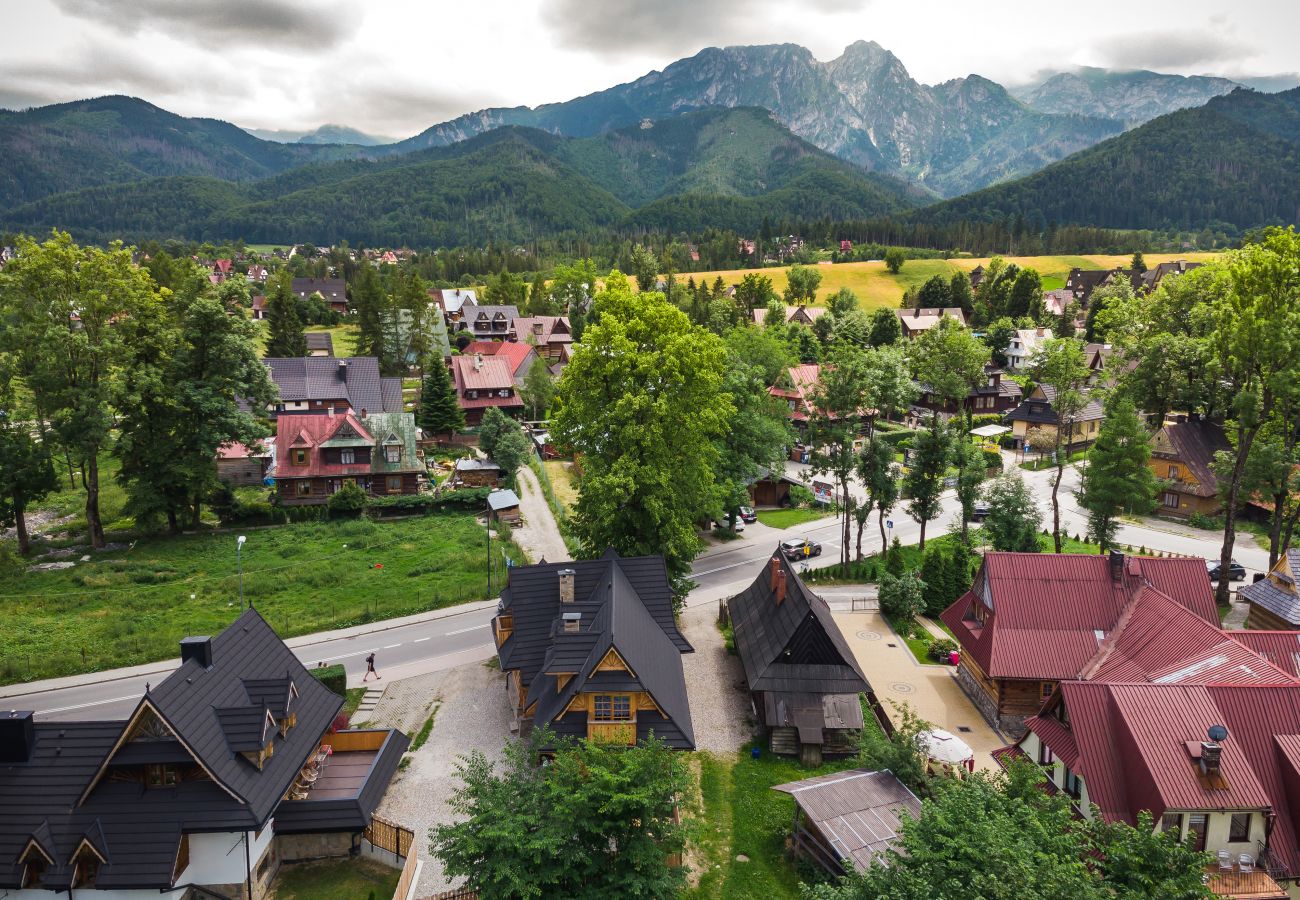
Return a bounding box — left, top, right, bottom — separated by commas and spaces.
428, 890, 478, 900
391, 844, 419, 900
366, 813, 414, 860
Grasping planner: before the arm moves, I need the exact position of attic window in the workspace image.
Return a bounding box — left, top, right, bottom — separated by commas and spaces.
292, 449, 308, 466
562, 612, 581, 633
386, 446, 402, 463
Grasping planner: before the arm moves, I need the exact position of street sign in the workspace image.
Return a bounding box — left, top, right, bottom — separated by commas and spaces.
812, 481, 834, 504
886, 520, 893, 530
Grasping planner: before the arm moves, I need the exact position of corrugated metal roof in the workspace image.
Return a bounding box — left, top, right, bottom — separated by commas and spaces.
264, 356, 401, 413
772, 769, 921, 872
1228, 631, 1300, 679
487, 489, 520, 511
452, 354, 515, 391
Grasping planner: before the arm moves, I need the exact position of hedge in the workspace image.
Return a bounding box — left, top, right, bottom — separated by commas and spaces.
875, 428, 916, 448
310, 664, 347, 696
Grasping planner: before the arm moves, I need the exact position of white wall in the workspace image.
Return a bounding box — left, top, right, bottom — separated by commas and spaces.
3, 888, 187, 899
178, 825, 275, 887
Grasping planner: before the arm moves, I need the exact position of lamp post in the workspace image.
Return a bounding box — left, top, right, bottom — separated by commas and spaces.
237, 535, 247, 608
486, 501, 492, 597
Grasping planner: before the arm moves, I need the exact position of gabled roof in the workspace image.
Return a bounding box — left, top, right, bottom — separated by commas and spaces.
729, 551, 870, 696
451, 353, 515, 392
432, 288, 477, 313
467, 305, 519, 330
1150, 418, 1231, 498
290, 277, 346, 300
771, 769, 921, 872
895, 307, 967, 333
263, 356, 402, 414
361, 412, 422, 475
514, 316, 572, 345
304, 331, 334, 354
1004, 384, 1104, 426
1227, 631, 1300, 679
463, 340, 537, 378
941, 553, 1217, 681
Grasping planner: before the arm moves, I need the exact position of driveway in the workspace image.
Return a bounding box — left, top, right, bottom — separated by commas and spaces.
833, 609, 1007, 771
511, 465, 571, 564
678, 602, 753, 752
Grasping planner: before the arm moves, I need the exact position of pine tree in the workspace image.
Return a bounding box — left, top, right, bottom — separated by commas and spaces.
920, 546, 948, 616
416, 359, 464, 437
526, 273, 551, 315
351, 263, 387, 358
265, 272, 306, 357
1078, 398, 1157, 550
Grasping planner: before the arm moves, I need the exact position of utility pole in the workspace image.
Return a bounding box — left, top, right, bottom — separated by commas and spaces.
486, 502, 492, 597
237, 535, 247, 608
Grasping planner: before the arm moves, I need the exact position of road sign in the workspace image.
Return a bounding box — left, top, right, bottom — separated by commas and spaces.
886, 520, 893, 530
812, 481, 834, 504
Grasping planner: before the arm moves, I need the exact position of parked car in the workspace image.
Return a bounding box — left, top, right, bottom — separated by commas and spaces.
1207, 559, 1247, 581
715, 518, 745, 532
970, 502, 991, 523
738, 505, 757, 523
781, 538, 822, 560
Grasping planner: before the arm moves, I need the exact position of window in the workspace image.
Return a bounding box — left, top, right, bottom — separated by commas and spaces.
340, 448, 355, 464
386, 476, 402, 491
1063, 767, 1082, 799
1161, 812, 1183, 836
292, 449, 307, 466
592, 694, 632, 722
385, 446, 401, 463
1040, 681, 1055, 701
296, 481, 312, 496
1168, 465, 1179, 479
1229, 813, 1252, 842
1037, 742, 1055, 766
1187, 814, 1208, 851
1162, 492, 1180, 508
147, 764, 178, 787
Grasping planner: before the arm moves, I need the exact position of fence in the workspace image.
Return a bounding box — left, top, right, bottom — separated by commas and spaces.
365, 813, 414, 860
428, 890, 478, 900
391, 845, 419, 900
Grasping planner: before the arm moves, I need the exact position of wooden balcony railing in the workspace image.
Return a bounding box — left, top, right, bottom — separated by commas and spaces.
494, 616, 513, 647
588, 721, 637, 746
327, 729, 392, 753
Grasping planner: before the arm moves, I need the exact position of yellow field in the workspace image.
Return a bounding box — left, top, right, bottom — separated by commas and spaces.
679, 253, 1222, 311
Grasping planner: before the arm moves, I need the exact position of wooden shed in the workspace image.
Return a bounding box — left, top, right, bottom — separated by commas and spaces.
215, 441, 268, 486
488, 488, 522, 525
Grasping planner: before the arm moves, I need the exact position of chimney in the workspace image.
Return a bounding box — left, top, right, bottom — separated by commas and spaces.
474, 353, 483, 372
180, 635, 213, 669
359, 407, 367, 419
558, 568, 576, 604
769, 556, 781, 591
775, 570, 788, 606
337, 359, 348, 381
1108, 549, 1124, 581
0, 710, 35, 764
327, 405, 335, 418
1200, 740, 1222, 776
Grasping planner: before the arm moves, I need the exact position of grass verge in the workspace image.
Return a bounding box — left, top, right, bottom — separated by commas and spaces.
271, 857, 399, 900
529, 457, 583, 556
342, 688, 366, 718
755, 507, 833, 530
0, 511, 523, 685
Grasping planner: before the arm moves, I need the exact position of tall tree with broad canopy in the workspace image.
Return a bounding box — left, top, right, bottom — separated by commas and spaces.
980, 471, 1042, 552
867, 306, 901, 347
1030, 337, 1091, 553
0, 232, 156, 548
630, 245, 659, 294
1235, 407, 1300, 567
1077, 398, 1157, 551
784, 264, 822, 306
714, 356, 792, 531
549, 259, 598, 315
857, 434, 899, 557
519, 359, 556, 421
431, 729, 689, 900
884, 247, 906, 274
0, 359, 58, 556
552, 273, 731, 595
1206, 228, 1300, 605
809, 346, 873, 572
484, 267, 527, 308
734, 272, 777, 313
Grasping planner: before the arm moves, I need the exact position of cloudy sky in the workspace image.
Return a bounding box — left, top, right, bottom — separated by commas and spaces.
2, 0, 1295, 140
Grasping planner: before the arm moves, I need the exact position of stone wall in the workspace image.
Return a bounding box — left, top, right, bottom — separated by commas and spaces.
275, 831, 356, 863
955, 664, 1026, 738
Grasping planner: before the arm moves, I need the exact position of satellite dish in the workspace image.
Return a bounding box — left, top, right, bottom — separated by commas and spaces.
1208, 724, 1229, 743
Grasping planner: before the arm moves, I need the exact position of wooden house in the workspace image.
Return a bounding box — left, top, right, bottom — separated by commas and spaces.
487, 489, 521, 525
1241, 550, 1300, 629
450, 457, 502, 488
304, 331, 334, 357
912, 363, 1021, 423
753, 305, 829, 328
895, 307, 967, 339
941, 551, 1218, 735
1149, 417, 1231, 518
450, 353, 523, 425
291, 277, 348, 314
514, 316, 573, 360
262, 357, 404, 418
492, 552, 696, 750
271, 409, 424, 505
1003, 383, 1104, 450
215, 441, 269, 487
727, 552, 873, 766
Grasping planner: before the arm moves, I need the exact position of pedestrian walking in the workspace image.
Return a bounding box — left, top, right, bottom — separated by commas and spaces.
363, 652, 381, 681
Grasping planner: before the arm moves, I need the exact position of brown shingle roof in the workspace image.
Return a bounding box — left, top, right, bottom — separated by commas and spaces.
1151, 419, 1230, 498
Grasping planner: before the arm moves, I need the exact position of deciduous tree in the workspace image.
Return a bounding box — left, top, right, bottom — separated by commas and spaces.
884, 247, 906, 274
858, 434, 900, 555
904, 423, 949, 550
1031, 337, 1091, 552
784, 264, 822, 306
867, 306, 901, 347
981, 472, 1041, 552
519, 359, 556, 421
0, 369, 57, 556
809, 346, 873, 571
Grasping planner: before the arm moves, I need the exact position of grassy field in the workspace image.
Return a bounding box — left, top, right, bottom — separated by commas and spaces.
681, 253, 1221, 311
755, 507, 833, 530
305, 323, 359, 357
270, 858, 399, 900
0, 512, 523, 685
542, 460, 580, 509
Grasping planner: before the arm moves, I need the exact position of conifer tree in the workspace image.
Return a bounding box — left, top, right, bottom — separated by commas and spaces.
416, 358, 464, 437
1077, 398, 1157, 550
265, 272, 306, 357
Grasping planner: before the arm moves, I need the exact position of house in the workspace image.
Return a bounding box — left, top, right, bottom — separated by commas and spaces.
304, 332, 334, 357
895, 307, 967, 339
968, 265, 985, 290
491, 552, 696, 750
753, 305, 829, 329
449, 457, 502, 489
727, 553, 874, 765
739, 239, 757, 257
1241, 551, 1300, 629
0, 608, 409, 898
463, 340, 540, 385
1003, 383, 1104, 450
487, 488, 521, 525
378, 251, 398, 265
450, 353, 523, 426
514, 316, 573, 360
290, 278, 348, 314
431, 288, 477, 326
456, 305, 519, 342
262, 357, 404, 418
271, 409, 424, 505
1064, 267, 1125, 304
1138, 260, 1203, 293
251, 295, 267, 320
211, 259, 233, 282
1004, 328, 1050, 370
1042, 288, 1077, 321
770, 364, 824, 436
941, 550, 1218, 734
772, 770, 921, 875
747, 468, 807, 507
216, 441, 269, 487
911, 364, 1022, 423
839, 239, 853, 252
246, 265, 269, 283
1150, 417, 1232, 518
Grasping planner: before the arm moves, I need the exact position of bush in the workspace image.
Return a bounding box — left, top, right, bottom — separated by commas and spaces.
969, 414, 1005, 430
327, 482, 369, 517
436, 487, 492, 510
788, 484, 814, 507
310, 664, 346, 696
1187, 512, 1225, 530
879, 571, 926, 621
875, 428, 916, 448
208, 480, 238, 524
927, 638, 958, 662
982, 449, 1003, 472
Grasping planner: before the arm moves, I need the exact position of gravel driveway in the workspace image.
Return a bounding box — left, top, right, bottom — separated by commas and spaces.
679, 601, 754, 752
511, 465, 571, 564
363, 661, 512, 896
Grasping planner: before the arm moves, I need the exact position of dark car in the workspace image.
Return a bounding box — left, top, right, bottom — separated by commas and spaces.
970, 502, 991, 523
1207, 559, 1248, 581
781, 538, 822, 560
738, 505, 757, 523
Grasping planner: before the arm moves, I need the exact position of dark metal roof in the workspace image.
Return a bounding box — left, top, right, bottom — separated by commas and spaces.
729, 551, 870, 697
273, 729, 410, 833
304, 331, 334, 354
1242, 577, 1300, 625
1151, 419, 1230, 498
771, 769, 921, 872
263, 356, 402, 414
498, 550, 695, 749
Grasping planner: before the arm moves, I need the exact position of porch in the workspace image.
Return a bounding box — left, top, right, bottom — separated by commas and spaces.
274, 729, 411, 833
1205, 864, 1289, 899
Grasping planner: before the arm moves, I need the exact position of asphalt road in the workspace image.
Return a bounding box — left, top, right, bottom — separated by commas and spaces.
3, 455, 1260, 721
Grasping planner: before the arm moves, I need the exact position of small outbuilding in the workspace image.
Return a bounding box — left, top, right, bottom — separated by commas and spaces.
747, 468, 806, 507
451, 456, 503, 488
772, 769, 921, 875
488, 488, 522, 525
215, 441, 269, 486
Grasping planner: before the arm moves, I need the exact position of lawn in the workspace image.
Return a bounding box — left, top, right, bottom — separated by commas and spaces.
270, 857, 399, 900
541, 459, 580, 509
304, 323, 361, 358
0, 512, 523, 685
680, 253, 1221, 311
755, 507, 833, 530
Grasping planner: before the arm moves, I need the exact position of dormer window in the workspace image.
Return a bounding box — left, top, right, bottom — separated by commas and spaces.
386, 446, 401, 464
340, 449, 355, 464
292, 449, 308, 466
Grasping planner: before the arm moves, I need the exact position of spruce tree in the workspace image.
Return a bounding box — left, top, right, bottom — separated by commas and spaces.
1077, 398, 1157, 550
351, 263, 387, 358
416, 359, 464, 437
920, 546, 948, 616
265, 272, 306, 357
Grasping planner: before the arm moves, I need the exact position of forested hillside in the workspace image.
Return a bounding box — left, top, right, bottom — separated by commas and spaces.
912, 88, 1300, 231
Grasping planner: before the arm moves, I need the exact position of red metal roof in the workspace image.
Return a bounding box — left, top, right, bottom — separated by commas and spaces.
940, 553, 1218, 681
462, 341, 536, 377
272, 413, 375, 478
451, 354, 515, 392
1227, 631, 1300, 679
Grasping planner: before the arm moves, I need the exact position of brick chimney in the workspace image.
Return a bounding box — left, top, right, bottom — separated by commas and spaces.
474, 353, 484, 372
769, 556, 780, 591
558, 568, 576, 604
775, 570, 787, 606
1109, 549, 1124, 581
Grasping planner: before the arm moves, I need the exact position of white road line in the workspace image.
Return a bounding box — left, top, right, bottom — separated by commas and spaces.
383, 643, 401, 649
313, 648, 376, 663
41, 694, 140, 715
413, 637, 431, 643
445, 623, 490, 636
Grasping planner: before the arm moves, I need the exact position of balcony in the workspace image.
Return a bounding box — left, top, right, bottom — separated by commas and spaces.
494, 614, 513, 647
587, 721, 637, 746
274, 729, 411, 834
1204, 864, 1288, 900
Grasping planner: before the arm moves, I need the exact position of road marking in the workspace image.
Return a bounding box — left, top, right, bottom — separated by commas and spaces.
383, 643, 401, 649
445, 623, 490, 636
413, 636, 431, 643
41, 694, 140, 715
313, 648, 378, 663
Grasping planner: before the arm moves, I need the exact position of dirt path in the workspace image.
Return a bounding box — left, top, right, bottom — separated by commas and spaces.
511, 466, 571, 564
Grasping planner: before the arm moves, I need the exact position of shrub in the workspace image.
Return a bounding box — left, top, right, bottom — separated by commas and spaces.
437, 487, 493, 510
875, 428, 916, 448
310, 664, 346, 696
788, 484, 814, 507
927, 638, 958, 662
1188, 512, 1225, 531
879, 571, 926, 621
982, 449, 1003, 472
208, 480, 238, 524
327, 482, 369, 517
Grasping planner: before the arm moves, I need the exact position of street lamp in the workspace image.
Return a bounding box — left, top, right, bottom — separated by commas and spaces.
237, 535, 247, 608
